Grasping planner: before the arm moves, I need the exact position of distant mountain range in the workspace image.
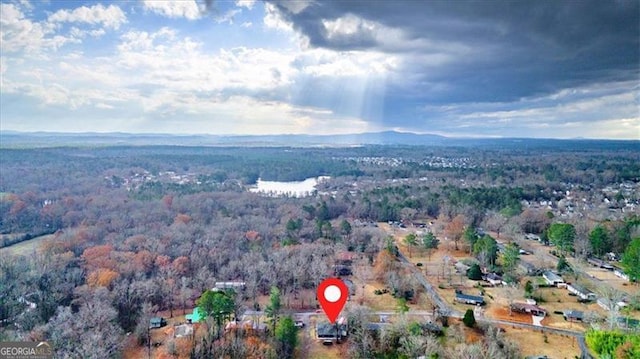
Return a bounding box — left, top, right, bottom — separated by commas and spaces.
0, 130, 447, 147
0, 130, 636, 148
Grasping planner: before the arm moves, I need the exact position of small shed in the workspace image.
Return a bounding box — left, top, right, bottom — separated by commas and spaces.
150, 317, 167, 329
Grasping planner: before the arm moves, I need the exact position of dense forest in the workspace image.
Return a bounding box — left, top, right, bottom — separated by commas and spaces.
1, 143, 638, 358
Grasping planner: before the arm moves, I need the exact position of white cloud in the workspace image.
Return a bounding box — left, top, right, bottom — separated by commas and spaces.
278, 0, 313, 15
417, 81, 640, 139
142, 0, 201, 20
1, 23, 390, 134
298, 49, 398, 77
215, 9, 241, 24
1, 3, 82, 53
0, 57, 7, 85
1, 3, 47, 52
235, 0, 256, 10
70, 27, 107, 39
241, 21, 252, 28
48, 4, 127, 30
263, 3, 293, 32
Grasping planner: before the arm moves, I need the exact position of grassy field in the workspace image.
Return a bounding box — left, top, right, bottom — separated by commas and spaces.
502, 326, 582, 359
0, 234, 55, 256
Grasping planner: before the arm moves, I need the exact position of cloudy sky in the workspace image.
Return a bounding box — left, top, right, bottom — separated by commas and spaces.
1, 0, 638, 138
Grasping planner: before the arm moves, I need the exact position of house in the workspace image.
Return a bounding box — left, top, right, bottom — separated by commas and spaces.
149, 317, 167, 329
334, 265, 352, 276
567, 284, 596, 301
214, 281, 246, 291
518, 261, 537, 275
587, 257, 614, 270
454, 291, 485, 305
613, 268, 630, 281
597, 298, 627, 311
484, 273, 505, 286
510, 303, 546, 317
563, 310, 584, 322
225, 319, 267, 333
316, 319, 348, 343
542, 271, 564, 286
335, 251, 356, 266
616, 317, 640, 330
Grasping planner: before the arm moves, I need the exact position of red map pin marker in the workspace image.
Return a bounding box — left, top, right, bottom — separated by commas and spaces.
317, 278, 348, 324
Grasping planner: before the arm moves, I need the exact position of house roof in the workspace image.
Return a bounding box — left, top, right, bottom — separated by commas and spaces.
543, 271, 563, 282
316, 322, 339, 337
511, 303, 546, 313
568, 284, 593, 295
455, 292, 484, 302
336, 251, 356, 261
616, 317, 640, 328
214, 281, 246, 289
150, 317, 165, 323
563, 310, 584, 319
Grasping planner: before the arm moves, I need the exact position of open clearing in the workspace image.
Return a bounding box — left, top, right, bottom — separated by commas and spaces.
0, 234, 55, 256
502, 326, 582, 359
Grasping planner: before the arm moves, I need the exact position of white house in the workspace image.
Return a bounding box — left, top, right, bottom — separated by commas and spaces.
484, 273, 505, 286
597, 298, 627, 311
567, 284, 596, 301
613, 268, 630, 282
543, 271, 564, 286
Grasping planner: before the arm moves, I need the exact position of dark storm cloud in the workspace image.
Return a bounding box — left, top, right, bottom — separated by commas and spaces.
266, 0, 639, 104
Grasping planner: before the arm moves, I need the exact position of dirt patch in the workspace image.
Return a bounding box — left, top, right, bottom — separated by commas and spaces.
464, 327, 485, 343
487, 306, 539, 325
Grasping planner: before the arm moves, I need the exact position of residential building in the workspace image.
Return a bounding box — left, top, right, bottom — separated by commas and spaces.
149, 317, 167, 329
563, 310, 584, 322
567, 284, 596, 301
454, 292, 485, 305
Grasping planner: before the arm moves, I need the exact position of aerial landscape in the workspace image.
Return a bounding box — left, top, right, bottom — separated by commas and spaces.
1, 1, 639, 359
